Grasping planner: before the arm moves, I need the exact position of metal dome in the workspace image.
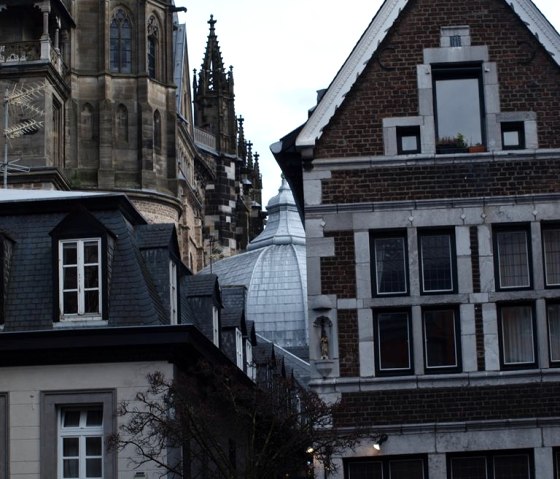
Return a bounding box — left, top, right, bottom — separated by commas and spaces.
202, 178, 308, 348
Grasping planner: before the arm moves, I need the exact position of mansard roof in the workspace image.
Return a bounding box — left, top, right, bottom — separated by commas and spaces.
296, 0, 560, 149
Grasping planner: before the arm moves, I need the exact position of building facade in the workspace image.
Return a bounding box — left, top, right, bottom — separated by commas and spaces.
0, 1, 263, 272
273, 0, 560, 477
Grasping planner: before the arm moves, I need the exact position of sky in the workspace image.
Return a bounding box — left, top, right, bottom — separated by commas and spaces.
176, 0, 560, 206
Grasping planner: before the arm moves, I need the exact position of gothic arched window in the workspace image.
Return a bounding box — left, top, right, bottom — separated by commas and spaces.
147, 15, 160, 79
110, 8, 132, 73
153, 110, 161, 153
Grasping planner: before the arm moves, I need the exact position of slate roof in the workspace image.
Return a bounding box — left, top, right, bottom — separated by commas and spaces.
136, 223, 176, 250
220, 286, 246, 329
185, 274, 220, 297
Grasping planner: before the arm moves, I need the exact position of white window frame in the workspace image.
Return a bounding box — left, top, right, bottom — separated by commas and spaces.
245, 339, 255, 381
212, 306, 220, 346
169, 260, 178, 324
499, 304, 535, 367
58, 238, 102, 320
58, 408, 104, 479
235, 328, 243, 369
495, 229, 531, 289
372, 234, 408, 295
419, 231, 455, 293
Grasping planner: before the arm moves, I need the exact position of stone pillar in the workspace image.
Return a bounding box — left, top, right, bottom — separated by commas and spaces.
34, 1, 52, 60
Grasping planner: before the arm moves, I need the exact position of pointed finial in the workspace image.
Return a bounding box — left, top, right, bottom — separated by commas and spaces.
208, 15, 216, 32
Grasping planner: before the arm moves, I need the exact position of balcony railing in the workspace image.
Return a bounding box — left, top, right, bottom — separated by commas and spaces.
194, 127, 217, 151
0, 40, 67, 78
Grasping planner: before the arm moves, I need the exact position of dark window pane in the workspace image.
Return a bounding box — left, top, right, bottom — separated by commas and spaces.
497, 230, 530, 288
548, 303, 560, 362
348, 462, 383, 479
375, 237, 407, 294
63, 459, 79, 478
390, 459, 425, 479
63, 266, 77, 290
63, 437, 79, 456
421, 234, 453, 292
63, 243, 77, 265
84, 265, 99, 289
544, 229, 560, 286
377, 312, 410, 370
64, 292, 78, 314
86, 458, 102, 478
84, 242, 99, 263
450, 457, 487, 479
494, 454, 529, 479
424, 309, 457, 368
86, 436, 102, 455
501, 306, 534, 364
84, 290, 100, 314
63, 410, 80, 427
86, 409, 103, 427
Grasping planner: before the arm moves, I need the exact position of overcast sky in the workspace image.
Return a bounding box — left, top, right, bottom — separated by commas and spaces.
176, 0, 560, 206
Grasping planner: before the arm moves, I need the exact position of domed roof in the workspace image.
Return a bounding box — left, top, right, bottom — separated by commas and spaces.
201, 178, 308, 348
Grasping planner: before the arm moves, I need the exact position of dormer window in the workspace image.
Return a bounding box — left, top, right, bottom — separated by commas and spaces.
50, 209, 114, 323
236, 329, 243, 369
59, 239, 102, 319
212, 306, 219, 346
169, 260, 178, 324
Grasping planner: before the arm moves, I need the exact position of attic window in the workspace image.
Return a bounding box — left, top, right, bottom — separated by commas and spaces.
440, 26, 471, 48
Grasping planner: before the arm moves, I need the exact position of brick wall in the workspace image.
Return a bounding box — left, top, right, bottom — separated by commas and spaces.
335, 382, 560, 427
320, 232, 356, 298
338, 309, 360, 377
322, 158, 560, 204
314, 0, 560, 159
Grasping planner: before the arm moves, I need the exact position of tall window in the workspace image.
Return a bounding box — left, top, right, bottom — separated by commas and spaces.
374, 310, 412, 374
494, 227, 531, 289
236, 328, 243, 369
423, 308, 460, 371
419, 230, 455, 293
212, 306, 219, 346
53, 97, 63, 167
548, 303, 560, 363
59, 239, 102, 319
153, 110, 161, 153
371, 231, 408, 295
449, 451, 533, 479
110, 8, 132, 73
543, 227, 560, 287
346, 457, 426, 479
169, 260, 178, 324
499, 304, 535, 367
147, 15, 160, 79
58, 408, 103, 479
433, 65, 484, 148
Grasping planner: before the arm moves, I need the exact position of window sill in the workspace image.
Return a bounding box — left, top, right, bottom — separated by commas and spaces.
55, 319, 107, 328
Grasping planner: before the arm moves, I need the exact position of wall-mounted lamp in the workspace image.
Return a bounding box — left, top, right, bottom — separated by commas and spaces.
373, 433, 388, 451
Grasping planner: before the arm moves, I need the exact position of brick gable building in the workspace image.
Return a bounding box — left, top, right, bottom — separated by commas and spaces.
273, 0, 560, 477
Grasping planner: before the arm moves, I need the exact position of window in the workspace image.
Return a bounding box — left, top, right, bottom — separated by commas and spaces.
449, 451, 533, 479
548, 303, 560, 363
433, 65, 484, 149
498, 304, 535, 368
153, 110, 161, 153
147, 15, 160, 80
110, 8, 132, 73
423, 307, 460, 371
59, 239, 102, 320
212, 306, 219, 346
501, 121, 525, 150
374, 310, 412, 375
236, 328, 243, 369
346, 457, 426, 479
419, 230, 455, 293
53, 96, 63, 167
0, 394, 6, 479
59, 408, 103, 479
543, 226, 560, 287
41, 391, 115, 479
371, 231, 408, 295
169, 260, 178, 324
494, 227, 531, 289
246, 339, 255, 381
397, 126, 421, 154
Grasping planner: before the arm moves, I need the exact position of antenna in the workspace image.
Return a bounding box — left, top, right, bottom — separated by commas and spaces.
3, 81, 46, 188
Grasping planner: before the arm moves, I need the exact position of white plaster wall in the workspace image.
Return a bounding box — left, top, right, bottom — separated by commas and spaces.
1, 361, 174, 479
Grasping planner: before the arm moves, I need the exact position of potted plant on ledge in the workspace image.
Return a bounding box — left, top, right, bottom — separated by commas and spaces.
436, 133, 468, 154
